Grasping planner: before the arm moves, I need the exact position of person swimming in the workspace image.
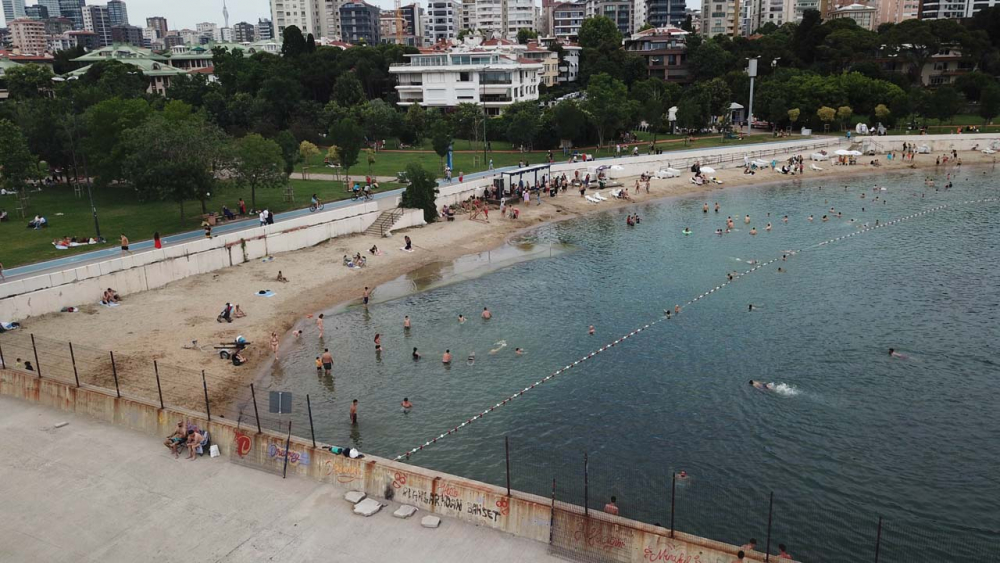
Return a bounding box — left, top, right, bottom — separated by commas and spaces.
401, 398, 413, 412
683, 227, 692, 235
889, 348, 907, 358
489, 340, 507, 354
749, 227, 757, 235
748, 303, 754, 312
515, 348, 524, 355
588, 325, 595, 335
458, 314, 466, 323
749, 380, 773, 390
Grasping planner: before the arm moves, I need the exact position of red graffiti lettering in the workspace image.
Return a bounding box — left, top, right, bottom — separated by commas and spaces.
438, 483, 460, 497
495, 498, 510, 516
235, 433, 252, 458
392, 472, 407, 489
573, 525, 627, 550
324, 459, 362, 483
643, 544, 693, 563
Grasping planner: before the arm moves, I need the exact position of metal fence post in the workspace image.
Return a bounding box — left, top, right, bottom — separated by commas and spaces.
0, 340, 5, 369
250, 383, 262, 434
30, 334, 41, 378
306, 394, 316, 449
583, 451, 589, 517
875, 516, 883, 563
670, 472, 676, 538
153, 360, 164, 409
282, 421, 292, 479
505, 435, 511, 497
548, 478, 556, 546
765, 491, 774, 562
69, 342, 79, 387
109, 351, 120, 397
201, 370, 211, 421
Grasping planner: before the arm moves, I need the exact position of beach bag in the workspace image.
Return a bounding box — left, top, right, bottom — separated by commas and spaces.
210, 445, 220, 458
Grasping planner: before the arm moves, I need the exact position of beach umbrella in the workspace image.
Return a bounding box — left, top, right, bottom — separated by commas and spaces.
847, 150, 862, 156
835, 149, 850, 156
700, 166, 716, 174
610, 165, 624, 171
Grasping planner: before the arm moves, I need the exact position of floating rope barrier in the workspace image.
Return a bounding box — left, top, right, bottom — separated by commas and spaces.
393, 197, 1000, 461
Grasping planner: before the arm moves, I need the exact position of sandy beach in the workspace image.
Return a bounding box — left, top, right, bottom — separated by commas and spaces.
20, 147, 991, 409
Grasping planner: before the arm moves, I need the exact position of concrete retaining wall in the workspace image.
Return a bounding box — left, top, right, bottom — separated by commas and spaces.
432, 138, 842, 208
0, 368, 783, 563
0, 205, 426, 321
856, 133, 1000, 154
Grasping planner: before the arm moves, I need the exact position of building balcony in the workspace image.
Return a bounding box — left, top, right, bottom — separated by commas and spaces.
481, 94, 512, 102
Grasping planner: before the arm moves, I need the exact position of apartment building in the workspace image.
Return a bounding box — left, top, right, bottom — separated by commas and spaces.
257, 18, 274, 40
378, 3, 423, 45
3, 0, 26, 23
918, 0, 999, 18
10, 18, 47, 53
476, 0, 535, 39
107, 0, 128, 26
624, 25, 689, 81
111, 24, 144, 45
875, 0, 918, 23
58, 0, 84, 30
340, 1, 380, 44
461, 0, 477, 31
740, 0, 794, 35
522, 40, 559, 86
82, 5, 113, 46
648, 0, 688, 27
552, 0, 586, 39
587, 0, 632, 35
390, 49, 541, 115
700, 0, 738, 37
270, 0, 323, 38
428, 0, 461, 42
830, 2, 876, 28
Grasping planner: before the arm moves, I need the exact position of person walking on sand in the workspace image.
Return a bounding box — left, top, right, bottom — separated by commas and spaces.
270, 332, 279, 360
317, 314, 325, 337
362, 286, 370, 306
120, 234, 132, 256
321, 348, 333, 375
350, 399, 358, 424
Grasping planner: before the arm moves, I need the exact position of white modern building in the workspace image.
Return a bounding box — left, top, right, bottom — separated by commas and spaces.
269, 0, 323, 38
700, 0, 738, 37
390, 49, 542, 115
830, 2, 876, 29
475, 0, 535, 39
919, 0, 1000, 18
428, 0, 462, 42
740, 0, 794, 35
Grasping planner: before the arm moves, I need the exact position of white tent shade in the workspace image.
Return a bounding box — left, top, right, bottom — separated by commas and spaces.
700, 166, 716, 174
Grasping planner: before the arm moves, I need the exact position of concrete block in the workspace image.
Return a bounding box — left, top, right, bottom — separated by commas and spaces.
420, 515, 441, 529
344, 491, 366, 504
393, 505, 417, 519
353, 498, 382, 517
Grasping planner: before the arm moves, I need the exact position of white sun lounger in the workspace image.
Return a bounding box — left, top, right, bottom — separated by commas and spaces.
585, 195, 601, 203
982, 148, 996, 155
810, 163, 823, 171
594, 192, 608, 201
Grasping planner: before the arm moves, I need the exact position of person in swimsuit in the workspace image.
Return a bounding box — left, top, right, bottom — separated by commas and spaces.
401, 398, 413, 412
315, 357, 322, 371
404, 315, 411, 329
350, 400, 358, 424
703, 203, 709, 213
749, 380, 773, 390
412, 347, 421, 360
374, 334, 382, 351
482, 307, 491, 319
321, 348, 333, 375
120, 234, 131, 256
362, 287, 370, 306
749, 227, 757, 235
515, 348, 523, 355
588, 325, 595, 335
458, 314, 466, 323
442, 350, 452, 364
317, 314, 325, 337
163, 422, 186, 458
270, 332, 279, 359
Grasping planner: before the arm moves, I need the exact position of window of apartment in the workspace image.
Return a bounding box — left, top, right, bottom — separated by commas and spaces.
459, 71, 471, 82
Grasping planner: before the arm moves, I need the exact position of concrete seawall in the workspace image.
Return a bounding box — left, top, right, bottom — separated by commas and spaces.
0, 367, 782, 563
0, 201, 425, 321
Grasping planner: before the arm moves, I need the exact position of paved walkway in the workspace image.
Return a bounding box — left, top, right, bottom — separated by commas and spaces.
0, 395, 560, 563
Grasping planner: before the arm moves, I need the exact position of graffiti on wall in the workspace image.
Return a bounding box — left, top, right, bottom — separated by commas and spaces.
324, 457, 362, 483
268, 443, 311, 466
235, 432, 252, 458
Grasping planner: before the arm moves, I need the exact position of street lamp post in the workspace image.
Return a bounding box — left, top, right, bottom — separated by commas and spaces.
746, 58, 758, 136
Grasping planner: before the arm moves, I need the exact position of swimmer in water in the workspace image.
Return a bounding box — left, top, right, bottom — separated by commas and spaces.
442, 349, 452, 364
777, 267, 784, 273
745, 215, 751, 224
515, 347, 523, 355
489, 340, 507, 354
808, 215, 814, 221
683, 227, 692, 235
748, 304, 754, 312
458, 314, 466, 323
715, 203, 720, 212
716, 229, 724, 235
677, 470, 688, 480
467, 352, 476, 365
783, 215, 788, 223
749, 227, 757, 235
482, 307, 492, 319
412, 347, 421, 360
703, 203, 709, 213
765, 223, 772, 231
727, 272, 734, 281
588, 325, 595, 335
401, 398, 413, 412
749, 380, 773, 390
674, 305, 681, 314
404, 315, 411, 329
889, 348, 907, 358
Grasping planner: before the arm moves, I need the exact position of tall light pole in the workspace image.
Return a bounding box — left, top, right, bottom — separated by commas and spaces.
746, 57, 758, 136
53, 76, 103, 242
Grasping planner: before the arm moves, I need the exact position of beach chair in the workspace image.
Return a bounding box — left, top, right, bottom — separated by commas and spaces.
981, 148, 996, 155
810, 163, 823, 171
585, 195, 601, 203
594, 192, 608, 201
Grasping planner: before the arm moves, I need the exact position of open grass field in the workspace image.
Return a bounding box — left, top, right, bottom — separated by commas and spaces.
0, 179, 401, 269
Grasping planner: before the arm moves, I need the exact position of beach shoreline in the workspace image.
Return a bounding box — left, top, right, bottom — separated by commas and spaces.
12, 148, 989, 410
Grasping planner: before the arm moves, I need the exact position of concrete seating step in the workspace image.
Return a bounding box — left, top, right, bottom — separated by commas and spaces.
393, 505, 418, 519
345, 491, 366, 504
420, 515, 441, 528
354, 498, 382, 516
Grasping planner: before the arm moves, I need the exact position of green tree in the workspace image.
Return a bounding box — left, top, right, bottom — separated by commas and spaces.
403, 103, 426, 143
3, 64, 54, 100
836, 106, 853, 129
121, 115, 226, 219
333, 72, 366, 107
584, 73, 629, 149
552, 100, 589, 145
978, 82, 1000, 126
676, 86, 711, 130
400, 163, 439, 223
817, 106, 836, 129
232, 134, 287, 209
52, 45, 87, 75
360, 99, 397, 145
517, 28, 538, 44
451, 103, 484, 148
680, 16, 692, 32
929, 85, 963, 123
274, 130, 300, 175
788, 108, 801, 126
874, 104, 891, 121
299, 141, 320, 179
0, 119, 40, 196
687, 41, 735, 82
503, 102, 541, 149
578, 16, 622, 50
82, 97, 152, 187
281, 26, 308, 57
79, 60, 148, 99
639, 22, 654, 32
630, 78, 679, 142
431, 120, 452, 170
330, 117, 364, 185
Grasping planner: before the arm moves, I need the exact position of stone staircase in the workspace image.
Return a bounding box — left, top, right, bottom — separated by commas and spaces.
364, 208, 404, 238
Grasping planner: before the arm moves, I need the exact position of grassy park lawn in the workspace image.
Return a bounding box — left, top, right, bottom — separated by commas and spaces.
0, 179, 400, 269
299, 134, 793, 178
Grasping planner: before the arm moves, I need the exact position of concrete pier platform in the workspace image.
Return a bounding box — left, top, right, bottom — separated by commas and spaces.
0, 395, 560, 563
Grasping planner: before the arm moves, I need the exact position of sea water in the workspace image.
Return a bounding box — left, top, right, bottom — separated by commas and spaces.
257, 168, 999, 561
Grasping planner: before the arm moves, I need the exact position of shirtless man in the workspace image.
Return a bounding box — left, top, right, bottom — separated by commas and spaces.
481, 307, 492, 319
120, 234, 131, 256
412, 347, 421, 360
350, 399, 358, 424
749, 380, 773, 390
362, 287, 370, 306
164, 421, 185, 458
186, 429, 204, 460
317, 314, 325, 337
458, 314, 466, 323
401, 398, 413, 412
404, 315, 411, 329
588, 325, 595, 335
321, 348, 333, 375
442, 350, 452, 364
749, 227, 757, 235
744, 215, 751, 224
889, 348, 906, 358
703, 203, 709, 213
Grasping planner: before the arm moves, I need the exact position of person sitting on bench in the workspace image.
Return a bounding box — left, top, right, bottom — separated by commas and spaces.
222, 205, 236, 221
